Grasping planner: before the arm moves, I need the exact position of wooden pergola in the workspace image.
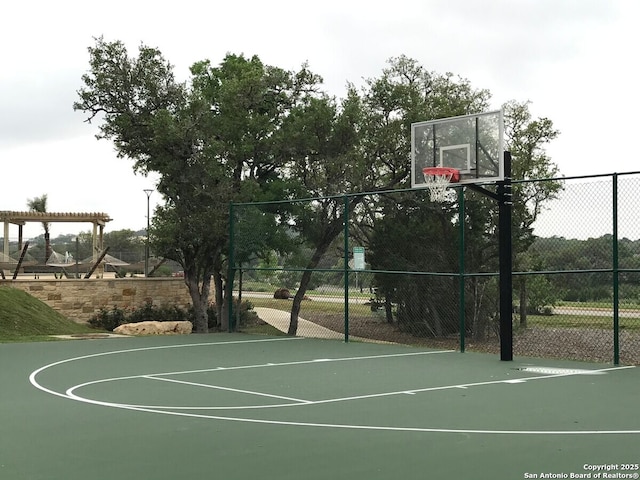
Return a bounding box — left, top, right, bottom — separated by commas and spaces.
0, 211, 112, 263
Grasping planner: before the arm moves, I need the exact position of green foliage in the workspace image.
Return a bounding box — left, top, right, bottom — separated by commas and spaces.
229, 298, 258, 329
87, 299, 257, 332
252, 251, 279, 284
563, 286, 611, 303
363, 98, 562, 339
88, 302, 190, 331
527, 235, 640, 303
128, 302, 189, 323
88, 306, 128, 331
27, 194, 50, 234
73, 40, 561, 338
619, 284, 640, 305
524, 275, 562, 314
75, 39, 324, 332
368, 191, 461, 337
199, 298, 257, 330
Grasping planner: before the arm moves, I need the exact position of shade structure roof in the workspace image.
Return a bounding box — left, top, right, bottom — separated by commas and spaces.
0, 211, 112, 225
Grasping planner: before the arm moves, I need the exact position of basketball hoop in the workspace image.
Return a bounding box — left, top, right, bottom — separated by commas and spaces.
422, 167, 460, 202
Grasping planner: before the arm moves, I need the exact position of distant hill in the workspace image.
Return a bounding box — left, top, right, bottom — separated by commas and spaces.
0, 287, 97, 341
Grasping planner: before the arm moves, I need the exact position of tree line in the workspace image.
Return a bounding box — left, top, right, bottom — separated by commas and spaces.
73, 37, 561, 334
528, 235, 640, 304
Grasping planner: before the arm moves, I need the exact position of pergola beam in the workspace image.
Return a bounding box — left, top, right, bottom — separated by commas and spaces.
0, 211, 112, 263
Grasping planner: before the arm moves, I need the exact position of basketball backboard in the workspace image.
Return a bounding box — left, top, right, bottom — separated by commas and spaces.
411, 110, 504, 188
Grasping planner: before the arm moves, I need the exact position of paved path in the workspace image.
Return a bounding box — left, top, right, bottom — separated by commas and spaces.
253, 307, 345, 340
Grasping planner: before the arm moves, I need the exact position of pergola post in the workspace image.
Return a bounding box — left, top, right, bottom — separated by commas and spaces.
0, 212, 112, 275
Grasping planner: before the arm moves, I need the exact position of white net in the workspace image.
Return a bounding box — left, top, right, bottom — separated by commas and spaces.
423, 171, 454, 202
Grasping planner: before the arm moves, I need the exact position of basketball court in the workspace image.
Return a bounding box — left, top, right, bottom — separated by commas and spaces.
4, 110, 636, 479
2, 334, 639, 479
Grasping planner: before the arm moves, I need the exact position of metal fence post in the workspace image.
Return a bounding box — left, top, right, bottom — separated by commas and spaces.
498, 151, 513, 361
612, 174, 619, 365
458, 186, 466, 353
227, 202, 236, 332
343, 194, 350, 343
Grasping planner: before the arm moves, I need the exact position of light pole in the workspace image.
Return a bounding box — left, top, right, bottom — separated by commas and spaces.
143, 189, 153, 277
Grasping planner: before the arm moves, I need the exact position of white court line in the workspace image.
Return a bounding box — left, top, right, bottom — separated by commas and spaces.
62, 349, 457, 410
144, 375, 313, 404
142, 348, 455, 378
30, 337, 300, 398
242, 364, 637, 407
63, 356, 634, 412
29, 340, 640, 435
91, 403, 640, 436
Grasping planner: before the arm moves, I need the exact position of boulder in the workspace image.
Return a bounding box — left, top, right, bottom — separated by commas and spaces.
113, 321, 193, 335
273, 288, 291, 299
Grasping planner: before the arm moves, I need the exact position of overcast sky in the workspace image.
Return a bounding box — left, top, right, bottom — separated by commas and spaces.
2, 0, 638, 240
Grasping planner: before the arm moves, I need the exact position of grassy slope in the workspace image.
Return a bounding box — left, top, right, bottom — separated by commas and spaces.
0, 287, 97, 342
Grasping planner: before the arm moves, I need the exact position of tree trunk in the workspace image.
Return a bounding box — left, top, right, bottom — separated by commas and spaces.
220, 271, 231, 332
184, 271, 211, 333
44, 232, 52, 263
384, 294, 393, 323
471, 278, 488, 341
426, 297, 444, 337
212, 272, 224, 329
235, 268, 243, 329
288, 271, 309, 335
288, 246, 330, 336
519, 277, 527, 328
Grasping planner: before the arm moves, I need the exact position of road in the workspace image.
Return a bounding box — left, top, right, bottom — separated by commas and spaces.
239, 291, 367, 304
553, 306, 640, 318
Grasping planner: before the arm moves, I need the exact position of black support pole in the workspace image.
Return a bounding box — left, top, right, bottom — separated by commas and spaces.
498, 151, 513, 361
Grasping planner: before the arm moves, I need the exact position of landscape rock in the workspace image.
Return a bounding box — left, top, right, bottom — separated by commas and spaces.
273, 288, 291, 299
113, 321, 193, 335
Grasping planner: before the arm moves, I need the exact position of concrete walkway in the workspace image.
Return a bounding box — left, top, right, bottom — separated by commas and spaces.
253, 307, 344, 340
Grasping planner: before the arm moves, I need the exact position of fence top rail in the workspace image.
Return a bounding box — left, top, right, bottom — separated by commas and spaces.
231, 170, 640, 207
513, 170, 640, 186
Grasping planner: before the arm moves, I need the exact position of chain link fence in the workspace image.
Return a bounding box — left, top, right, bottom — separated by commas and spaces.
230, 172, 640, 365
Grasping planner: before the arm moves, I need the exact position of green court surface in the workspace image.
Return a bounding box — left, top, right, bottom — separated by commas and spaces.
2, 334, 639, 480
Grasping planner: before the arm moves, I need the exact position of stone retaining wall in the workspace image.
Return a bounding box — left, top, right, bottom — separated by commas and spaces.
0, 278, 198, 323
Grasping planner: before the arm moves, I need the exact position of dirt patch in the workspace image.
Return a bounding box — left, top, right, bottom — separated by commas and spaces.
513, 327, 640, 365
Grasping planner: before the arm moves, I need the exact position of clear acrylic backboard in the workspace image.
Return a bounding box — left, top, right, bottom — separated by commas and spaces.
411, 110, 504, 188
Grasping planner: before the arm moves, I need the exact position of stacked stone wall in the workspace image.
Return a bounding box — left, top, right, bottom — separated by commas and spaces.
0, 278, 199, 323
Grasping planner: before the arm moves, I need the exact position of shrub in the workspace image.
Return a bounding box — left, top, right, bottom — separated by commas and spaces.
127, 302, 189, 323
89, 302, 190, 331
201, 299, 257, 329
233, 299, 258, 328
187, 303, 219, 330
88, 299, 256, 332
88, 306, 128, 331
